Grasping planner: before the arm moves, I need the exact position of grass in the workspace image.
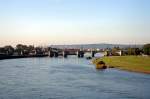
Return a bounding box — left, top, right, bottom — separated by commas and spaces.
93, 56, 150, 74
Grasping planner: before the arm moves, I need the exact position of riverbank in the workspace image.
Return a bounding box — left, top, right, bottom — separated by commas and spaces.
93, 56, 150, 74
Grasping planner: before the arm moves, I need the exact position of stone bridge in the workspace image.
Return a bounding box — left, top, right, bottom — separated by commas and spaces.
48, 48, 107, 58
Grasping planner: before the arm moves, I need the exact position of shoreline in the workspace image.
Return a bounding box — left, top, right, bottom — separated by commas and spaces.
112, 66, 150, 74
93, 56, 150, 74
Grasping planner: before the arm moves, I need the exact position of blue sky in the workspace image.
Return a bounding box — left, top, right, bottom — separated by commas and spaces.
0, 0, 150, 46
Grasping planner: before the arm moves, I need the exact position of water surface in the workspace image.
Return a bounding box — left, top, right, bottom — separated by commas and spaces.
0, 56, 150, 99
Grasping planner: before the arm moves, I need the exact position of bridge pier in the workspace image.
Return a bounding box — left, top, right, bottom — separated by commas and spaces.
48, 51, 54, 57
92, 51, 96, 57
48, 51, 59, 57
54, 52, 58, 57
77, 51, 84, 58
63, 51, 68, 58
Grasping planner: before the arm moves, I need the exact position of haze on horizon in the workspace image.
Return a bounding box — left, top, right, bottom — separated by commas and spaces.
0, 0, 150, 47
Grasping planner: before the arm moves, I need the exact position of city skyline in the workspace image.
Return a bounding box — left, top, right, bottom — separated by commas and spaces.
0, 0, 150, 46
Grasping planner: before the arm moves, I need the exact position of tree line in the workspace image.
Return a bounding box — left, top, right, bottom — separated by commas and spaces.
0, 44, 150, 56
110, 44, 150, 56
0, 44, 49, 56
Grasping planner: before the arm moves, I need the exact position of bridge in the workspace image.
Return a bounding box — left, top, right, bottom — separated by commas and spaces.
48, 48, 108, 58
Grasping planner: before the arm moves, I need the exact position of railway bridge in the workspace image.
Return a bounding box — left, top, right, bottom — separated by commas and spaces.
48, 48, 107, 58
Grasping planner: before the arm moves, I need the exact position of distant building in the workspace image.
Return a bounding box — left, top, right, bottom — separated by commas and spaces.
115, 50, 122, 56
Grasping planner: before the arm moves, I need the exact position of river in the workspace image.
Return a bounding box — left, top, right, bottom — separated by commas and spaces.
0, 56, 150, 99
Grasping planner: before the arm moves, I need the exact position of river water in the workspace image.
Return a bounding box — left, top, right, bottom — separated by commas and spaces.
0, 56, 150, 99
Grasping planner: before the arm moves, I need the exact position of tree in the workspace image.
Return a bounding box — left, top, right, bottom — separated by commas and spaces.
28, 45, 34, 52
143, 44, 150, 55
16, 44, 24, 55
111, 46, 121, 56
126, 47, 142, 55
135, 48, 141, 55
16, 44, 29, 55
127, 48, 140, 55
35, 47, 43, 55
3, 45, 14, 55
0, 47, 5, 54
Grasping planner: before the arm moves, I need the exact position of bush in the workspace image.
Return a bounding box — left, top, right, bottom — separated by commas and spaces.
143, 44, 150, 55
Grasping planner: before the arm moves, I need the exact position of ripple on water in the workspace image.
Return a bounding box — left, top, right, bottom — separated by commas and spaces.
0, 57, 150, 99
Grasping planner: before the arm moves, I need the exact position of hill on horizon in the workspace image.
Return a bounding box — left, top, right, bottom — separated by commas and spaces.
50, 43, 143, 49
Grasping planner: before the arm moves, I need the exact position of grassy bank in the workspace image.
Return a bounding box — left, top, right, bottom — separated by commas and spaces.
93, 56, 150, 74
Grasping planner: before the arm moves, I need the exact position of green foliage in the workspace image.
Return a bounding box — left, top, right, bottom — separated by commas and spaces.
143, 44, 150, 55
3, 45, 14, 55
127, 48, 141, 55
15, 44, 35, 55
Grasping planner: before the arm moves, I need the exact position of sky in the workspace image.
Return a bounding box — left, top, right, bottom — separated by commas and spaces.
0, 0, 150, 46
